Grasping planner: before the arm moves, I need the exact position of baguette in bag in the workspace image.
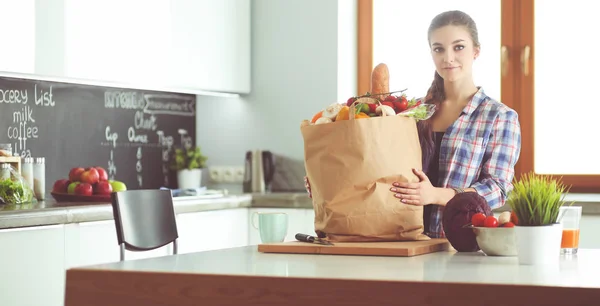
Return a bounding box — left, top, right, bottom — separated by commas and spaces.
371, 63, 390, 100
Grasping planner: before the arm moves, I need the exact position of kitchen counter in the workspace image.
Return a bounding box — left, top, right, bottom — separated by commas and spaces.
0, 194, 253, 229
1, 191, 599, 229
64, 246, 600, 306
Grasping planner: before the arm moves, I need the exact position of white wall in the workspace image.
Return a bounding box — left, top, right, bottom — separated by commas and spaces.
337, 0, 358, 103
196, 0, 357, 173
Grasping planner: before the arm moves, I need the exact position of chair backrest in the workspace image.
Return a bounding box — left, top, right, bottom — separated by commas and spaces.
110, 189, 178, 259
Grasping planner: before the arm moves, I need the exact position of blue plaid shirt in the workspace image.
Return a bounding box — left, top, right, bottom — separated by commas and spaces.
427, 87, 522, 238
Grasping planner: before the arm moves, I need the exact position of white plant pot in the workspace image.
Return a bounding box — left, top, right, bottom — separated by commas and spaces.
514, 223, 563, 265
177, 169, 202, 189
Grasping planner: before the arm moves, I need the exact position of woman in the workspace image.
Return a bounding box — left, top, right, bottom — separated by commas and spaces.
389, 10, 521, 238
305, 10, 522, 239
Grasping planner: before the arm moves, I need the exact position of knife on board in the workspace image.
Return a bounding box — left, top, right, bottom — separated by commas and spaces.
295, 233, 334, 246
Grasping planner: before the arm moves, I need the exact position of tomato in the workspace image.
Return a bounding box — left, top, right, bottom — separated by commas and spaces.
384, 95, 396, 102
501, 221, 515, 228
510, 211, 519, 225
470, 213, 486, 227
483, 216, 499, 228
395, 99, 408, 112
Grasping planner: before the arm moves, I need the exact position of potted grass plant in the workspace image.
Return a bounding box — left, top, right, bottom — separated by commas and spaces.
170, 146, 208, 189
507, 172, 572, 265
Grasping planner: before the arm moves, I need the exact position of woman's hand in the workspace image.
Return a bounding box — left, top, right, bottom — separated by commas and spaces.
304, 176, 312, 199
390, 168, 438, 206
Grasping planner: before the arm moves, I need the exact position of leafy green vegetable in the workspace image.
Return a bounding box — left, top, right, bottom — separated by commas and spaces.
406, 98, 420, 108
0, 178, 34, 205
398, 104, 436, 121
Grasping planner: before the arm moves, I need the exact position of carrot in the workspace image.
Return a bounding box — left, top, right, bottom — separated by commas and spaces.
311, 110, 323, 123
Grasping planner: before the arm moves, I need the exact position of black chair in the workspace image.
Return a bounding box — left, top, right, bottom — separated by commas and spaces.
110, 189, 178, 261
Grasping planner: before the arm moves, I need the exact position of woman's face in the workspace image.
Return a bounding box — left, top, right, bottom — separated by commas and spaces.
429, 25, 479, 83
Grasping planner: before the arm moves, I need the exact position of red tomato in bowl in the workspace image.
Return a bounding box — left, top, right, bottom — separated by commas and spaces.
501, 221, 515, 228
471, 213, 486, 227
483, 216, 499, 228
510, 211, 519, 225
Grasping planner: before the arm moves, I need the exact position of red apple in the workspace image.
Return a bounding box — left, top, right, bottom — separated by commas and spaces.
69, 167, 85, 182
94, 181, 113, 195
74, 183, 93, 196
94, 166, 108, 181
80, 168, 100, 184
53, 179, 71, 193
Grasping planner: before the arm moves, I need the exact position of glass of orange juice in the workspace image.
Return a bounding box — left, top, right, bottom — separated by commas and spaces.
559, 206, 582, 255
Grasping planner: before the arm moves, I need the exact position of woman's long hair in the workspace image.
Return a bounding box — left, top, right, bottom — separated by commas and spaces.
418, 71, 444, 173
419, 10, 480, 173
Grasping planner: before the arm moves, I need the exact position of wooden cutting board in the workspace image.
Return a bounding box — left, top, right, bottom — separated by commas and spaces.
258, 238, 450, 257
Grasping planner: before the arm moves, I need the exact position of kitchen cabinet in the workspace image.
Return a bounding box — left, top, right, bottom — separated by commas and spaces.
0, 225, 66, 306
168, 0, 251, 94
176, 208, 249, 254
63, 0, 251, 93
64, 220, 171, 269
62, 0, 172, 87
0, 207, 311, 306
3, 0, 251, 94
0, 1, 35, 75
64, 209, 249, 267
247, 208, 316, 245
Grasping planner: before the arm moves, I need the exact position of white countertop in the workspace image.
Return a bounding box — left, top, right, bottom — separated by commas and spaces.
81, 246, 600, 289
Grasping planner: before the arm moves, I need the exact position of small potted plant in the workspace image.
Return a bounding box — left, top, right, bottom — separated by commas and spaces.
508, 171, 572, 265
170, 146, 208, 189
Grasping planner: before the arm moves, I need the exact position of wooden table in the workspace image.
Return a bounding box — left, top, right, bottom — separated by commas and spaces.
64, 246, 600, 306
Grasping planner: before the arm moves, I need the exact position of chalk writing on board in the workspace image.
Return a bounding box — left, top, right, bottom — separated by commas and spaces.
157, 130, 174, 187
108, 150, 117, 180
35, 84, 55, 107
127, 110, 157, 144
144, 94, 195, 116
105, 126, 118, 147
127, 127, 148, 143
8, 105, 38, 158
0, 76, 196, 190
104, 91, 145, 110
0, 89, 27, 104
178, 129, 193, 149
5, 85, 55, 157
105, 126, 118, 179
134, 111, 157, 130
136, 147, 142, 187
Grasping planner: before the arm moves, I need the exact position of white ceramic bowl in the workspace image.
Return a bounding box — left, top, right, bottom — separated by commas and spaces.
472, 226, 517, 256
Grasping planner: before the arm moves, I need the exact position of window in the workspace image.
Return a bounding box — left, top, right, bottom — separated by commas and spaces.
534, 1, 598, 175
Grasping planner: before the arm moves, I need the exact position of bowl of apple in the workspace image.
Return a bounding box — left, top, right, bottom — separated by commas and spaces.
471, 211, 518, 256
50, 166, 127, 203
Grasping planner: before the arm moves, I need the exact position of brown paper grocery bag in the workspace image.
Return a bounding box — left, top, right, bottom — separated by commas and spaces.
300, 110, 429, 242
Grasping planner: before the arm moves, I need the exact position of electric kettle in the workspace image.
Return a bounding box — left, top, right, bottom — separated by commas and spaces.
243, 150, 276, 193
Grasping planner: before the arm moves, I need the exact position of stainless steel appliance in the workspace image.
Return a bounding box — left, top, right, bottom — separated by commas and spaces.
243, 150, 275, 193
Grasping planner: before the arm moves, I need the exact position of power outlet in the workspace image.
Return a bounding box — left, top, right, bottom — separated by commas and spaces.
209, 166, 245, 183
232, 166, 245, 183
222, 167, 234, 183
209, 166, 224, 183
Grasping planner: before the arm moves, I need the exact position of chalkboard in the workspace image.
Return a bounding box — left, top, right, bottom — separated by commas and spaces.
0, 75, 196, 192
